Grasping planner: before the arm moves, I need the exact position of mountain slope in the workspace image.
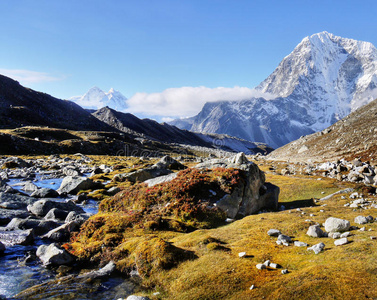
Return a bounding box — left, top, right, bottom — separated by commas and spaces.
71, 87, 128, 111
0, 75, 113, 131
176, 32, 377, 148
267, 97, 377, 162
92, 106, 271, 154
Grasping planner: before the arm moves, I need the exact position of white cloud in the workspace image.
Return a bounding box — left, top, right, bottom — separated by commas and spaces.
127, 86, 275, 118
0, 69, 65, 84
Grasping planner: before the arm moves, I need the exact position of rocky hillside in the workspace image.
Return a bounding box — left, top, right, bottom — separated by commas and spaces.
267, 97, 377, 163
92, 106, 272, 154
0, 75, 113, 131
173, 32, 377, 148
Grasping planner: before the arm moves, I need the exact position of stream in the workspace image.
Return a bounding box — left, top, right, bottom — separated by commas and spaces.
0, 175, 134, 299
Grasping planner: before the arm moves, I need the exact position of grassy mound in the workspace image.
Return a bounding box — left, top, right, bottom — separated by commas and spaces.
66, 167, 244, 275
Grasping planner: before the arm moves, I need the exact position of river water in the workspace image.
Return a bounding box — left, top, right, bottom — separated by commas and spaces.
0, 175, 117, 299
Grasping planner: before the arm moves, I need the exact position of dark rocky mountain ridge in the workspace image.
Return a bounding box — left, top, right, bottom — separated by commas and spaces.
0, 75, 113, 132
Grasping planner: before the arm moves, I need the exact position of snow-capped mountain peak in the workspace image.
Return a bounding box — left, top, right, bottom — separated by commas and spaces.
174, 32, 377, 148
70, 87, 128, 112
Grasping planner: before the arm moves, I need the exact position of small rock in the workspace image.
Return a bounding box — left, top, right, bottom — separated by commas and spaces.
281, 269, 289, 274
360, 227, 366, 231
334, 238, 349, 246
329, 232, 341, 239
267, 229, 281, 237
269, 263, 280, 268
307, 242, 325, 254
126, 296, 151, 300
277, 234, 292, 246
256, 263, 266, 270
355, 216, 369, 225
238, 252, 246, 258
294, 241, 308, 247
263, 260, 270, 266
249, 285, 255, 290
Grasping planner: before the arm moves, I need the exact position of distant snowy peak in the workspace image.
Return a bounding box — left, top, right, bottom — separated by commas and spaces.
176, 32, 377, 148
256, 31, 377, 116
70, 87, 128, 112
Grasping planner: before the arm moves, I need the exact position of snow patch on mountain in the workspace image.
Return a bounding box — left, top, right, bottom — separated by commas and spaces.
70, 87, 127, 112
176, 32, 377, 148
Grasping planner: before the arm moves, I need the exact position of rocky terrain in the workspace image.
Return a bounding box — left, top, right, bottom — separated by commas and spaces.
0, 75, 113, 132
0, 153, 376, 299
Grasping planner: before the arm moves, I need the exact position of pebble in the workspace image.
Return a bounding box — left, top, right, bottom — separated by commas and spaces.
281, 269, 289, 274
238, 252, 247, 258
249, 285, 255, 290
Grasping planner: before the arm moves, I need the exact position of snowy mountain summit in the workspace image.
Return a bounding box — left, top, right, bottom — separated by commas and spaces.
176, 32, 377, 148
71, 87, 127, 112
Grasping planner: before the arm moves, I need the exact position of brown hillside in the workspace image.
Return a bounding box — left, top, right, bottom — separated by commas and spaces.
267, 98, 377, 163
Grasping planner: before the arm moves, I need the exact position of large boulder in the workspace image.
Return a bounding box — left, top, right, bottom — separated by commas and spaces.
6, 218, 59, 236
151, 155, 186, 170
324, 217, 350, 233
195, 152, 278, 218
0, 229, 34, 246
42, 221, 80, 242
57, 176, 102, 195
36, 243, 75, 266
27, 199, 85, 217
0, 192, 38, 210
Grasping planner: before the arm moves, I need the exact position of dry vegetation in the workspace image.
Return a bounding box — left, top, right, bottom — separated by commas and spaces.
55, 156, 377, 299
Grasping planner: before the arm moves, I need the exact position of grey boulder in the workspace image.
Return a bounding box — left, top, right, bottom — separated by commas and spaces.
36, 243, 75, 266
324, 217, 350, 233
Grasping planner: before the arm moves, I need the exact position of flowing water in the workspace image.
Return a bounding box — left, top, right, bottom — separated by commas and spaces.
0, 174, 114, 299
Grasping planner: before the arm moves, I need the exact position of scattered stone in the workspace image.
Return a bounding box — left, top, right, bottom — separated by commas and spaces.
306, 225, 325, 237
57, 176, 102, 195
42, 221, 80, 242
370, 236, 377, 240
294, 241, 308, 247
238, 252, 246, 258
281, 269, 289, 274
126, 296, 151, 300
334, 238, 349, 246
324, 217, 350, 233
44, 208, 69, 221
249, 285, 255, 290
36, 243, 75, 266
276, 234, 292, 246
267, 229, 281, 237
256, 263, 267, 270
31, 188, 59, 198
263, 260, 270, 266
77, 261, 116, 280
269, 263, 280, 269
0, 229, 34, 246
329, 232, 341, 239
307, 242, 325, 254
360, 227, 366, 231
27, 199, 85, 217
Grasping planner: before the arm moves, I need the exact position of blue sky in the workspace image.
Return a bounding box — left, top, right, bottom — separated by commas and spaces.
1, 0, 377, 120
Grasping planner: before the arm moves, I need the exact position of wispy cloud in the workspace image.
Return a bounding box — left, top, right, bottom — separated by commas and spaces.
127, 86, 275, 118
0, 69, 65, 84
